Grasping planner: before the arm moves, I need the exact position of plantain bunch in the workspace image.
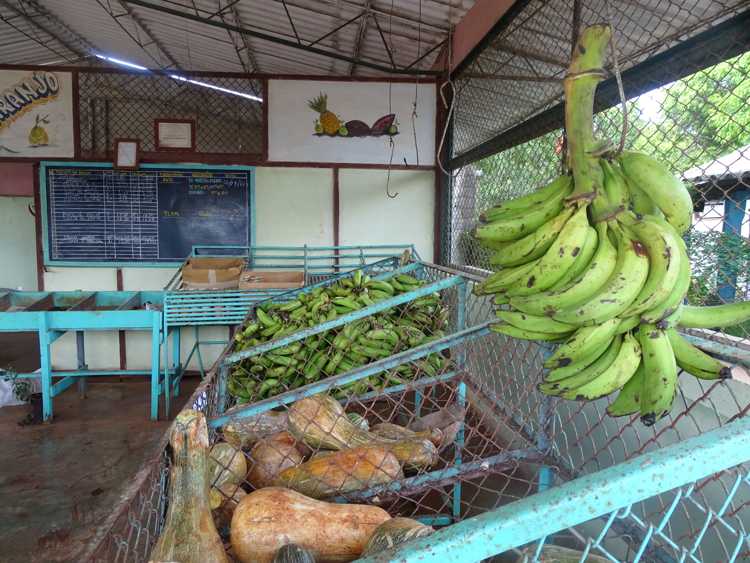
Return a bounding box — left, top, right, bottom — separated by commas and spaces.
228, 269, 449, 404
473, 24, 750, 426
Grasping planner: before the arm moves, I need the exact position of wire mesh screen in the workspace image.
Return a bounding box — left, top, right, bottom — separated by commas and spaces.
447, 1, 750, 342
77, 71, 263, 159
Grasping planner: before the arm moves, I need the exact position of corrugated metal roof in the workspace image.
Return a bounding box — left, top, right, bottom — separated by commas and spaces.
0, 0, 471, 75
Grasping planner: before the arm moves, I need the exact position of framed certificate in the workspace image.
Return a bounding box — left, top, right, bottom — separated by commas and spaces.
155, 118, 196, 151
114, 138, 140, 170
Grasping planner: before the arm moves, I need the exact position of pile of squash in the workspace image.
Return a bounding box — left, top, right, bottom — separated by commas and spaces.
149, 398, 464, 563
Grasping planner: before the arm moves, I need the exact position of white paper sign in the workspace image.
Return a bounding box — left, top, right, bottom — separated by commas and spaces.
0, 70, 75, 158
268, 80, 436, 165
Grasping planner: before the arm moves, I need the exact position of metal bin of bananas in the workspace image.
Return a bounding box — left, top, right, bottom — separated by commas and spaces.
225, 263, 468, 407
472, 24, 750, 427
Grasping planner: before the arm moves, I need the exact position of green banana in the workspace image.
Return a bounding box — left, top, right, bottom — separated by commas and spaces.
395, 274, 421, 286
541, 335, 623, 393
475, 259, 539, 295
495, 310, 575, 335
505, 204, 591, 296
489, 207, 575, 268
553, 227, 650, 326
558, 332, 641, 400
606, 362, 645, 417
656, 305, 683, 329
545, 317, 621, 368
490, 323, 569, 341
617, 315, 640, 334
639, 324, 679, 426
640, 240, 691, 324
547, 225, 598, 291
479, 175, 573, 223
614, 162, 661, 217
353, 269, 363, 287
667, 329, 731, 380
600, 158, 629, 214
278, 299, 303, 312
678, 302, 750, 329
366, 328, 400, 347
256, 307, 279, 328
618, 151, 693, 234
620, 213, 683, 317
303, 350, 327, 380
474, 183, 573, 243
366, 280, 395, 295
511, 222, 616, 316
545, 344, 608, 383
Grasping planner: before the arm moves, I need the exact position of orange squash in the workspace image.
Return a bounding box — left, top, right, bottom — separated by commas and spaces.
230, 487, 390, 563
247, 432, 304, 489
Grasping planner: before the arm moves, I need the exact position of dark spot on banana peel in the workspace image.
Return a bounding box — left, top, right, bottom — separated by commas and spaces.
719, 367, 732, 379
526, 276, 536, 288
557, 357, 572, 367
579, 45, 586, 54
663, 247, 672, 261
632, 240, 647, 256
662, 378, 669, 385
649, 331, 660, 339
572, 246, 581, 257
641, 414, 656, 426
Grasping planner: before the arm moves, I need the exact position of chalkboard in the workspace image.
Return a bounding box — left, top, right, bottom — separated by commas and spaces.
41, 163, 253, 264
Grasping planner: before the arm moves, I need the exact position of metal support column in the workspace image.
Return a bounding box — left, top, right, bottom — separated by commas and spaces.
453, 279, 468, 520
718, 189, 749, 302
150, 313, 161, 421
38, 313, 53, 421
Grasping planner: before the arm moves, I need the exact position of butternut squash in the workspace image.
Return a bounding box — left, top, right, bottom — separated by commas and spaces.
287, 395, 439, 470
370, 422, 443, 447
149, 410, 229, 563
222, 409, 288, 449
230, 487, 390, 563
361, 517, 434, 556
275, 445, 402, 498
208, 442, 247, 498
247, 433, 304, 489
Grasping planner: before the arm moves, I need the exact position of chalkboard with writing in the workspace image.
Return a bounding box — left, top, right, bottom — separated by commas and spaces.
41, 163, 252, 264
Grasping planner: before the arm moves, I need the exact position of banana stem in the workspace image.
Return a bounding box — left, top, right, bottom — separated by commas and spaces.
565, 24, 611, 201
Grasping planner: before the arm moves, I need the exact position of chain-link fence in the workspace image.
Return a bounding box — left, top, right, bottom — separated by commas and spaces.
447, 1, 750, 341
78, 71, 263, 159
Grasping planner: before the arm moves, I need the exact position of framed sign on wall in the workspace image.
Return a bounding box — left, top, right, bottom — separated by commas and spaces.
155, 118, 196, 151
0, 70, 75, 158
114, 138, 140, 170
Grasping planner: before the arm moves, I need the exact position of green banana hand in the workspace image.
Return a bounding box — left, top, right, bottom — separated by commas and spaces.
618, 151, 693, 234
505, 205, 591, 297
558, 332, 641, 400
678, 302, 750, 329
541, 334, 623, 394
606, 362, 645, 417
640, 239, 691, 324
553, 227, 649, 326
545, 317, 621, 368
489, 207, 574, 268
475, 259, 539, 295
620, 213, 683, 317
667, 329, 731, 380
638, 324, 679, 426
511, 222, 616, 317
546, 225, 598, 291
479, 175, 573, 223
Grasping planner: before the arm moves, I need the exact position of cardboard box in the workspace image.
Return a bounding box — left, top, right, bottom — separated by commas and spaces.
181, 257, 245, 290
239, 270, 305, 290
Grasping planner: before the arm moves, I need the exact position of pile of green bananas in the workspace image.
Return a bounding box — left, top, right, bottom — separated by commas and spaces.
473, 24, 750, 426
227, 270, 449, 403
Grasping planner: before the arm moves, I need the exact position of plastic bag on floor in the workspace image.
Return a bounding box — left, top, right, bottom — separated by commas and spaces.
0, 370, 40, 408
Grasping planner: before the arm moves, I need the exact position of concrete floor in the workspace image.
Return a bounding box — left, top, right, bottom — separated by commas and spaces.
0, 333, 199, 562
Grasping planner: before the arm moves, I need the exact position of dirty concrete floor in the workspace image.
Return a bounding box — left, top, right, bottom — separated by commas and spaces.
0, 333, 199, 563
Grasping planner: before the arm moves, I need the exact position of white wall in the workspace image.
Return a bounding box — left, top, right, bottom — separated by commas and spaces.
0, 197, 38, 291
268, 80, 436, 166
339, 168, 435, 262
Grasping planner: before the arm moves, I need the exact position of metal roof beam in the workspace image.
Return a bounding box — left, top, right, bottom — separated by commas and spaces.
0, 0, 97, 61
0, 9, 77, 63
123, 0, 441, 76
94, 0, 181, 69
348, 1, 372, 75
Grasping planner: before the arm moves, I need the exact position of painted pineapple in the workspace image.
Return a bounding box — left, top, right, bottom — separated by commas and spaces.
308, 92, 341, 135
28, 114, 50, 146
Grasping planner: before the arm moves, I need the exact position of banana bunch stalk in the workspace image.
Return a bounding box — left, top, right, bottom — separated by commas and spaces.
228, 270, 450, 403
474, 24, 749, 426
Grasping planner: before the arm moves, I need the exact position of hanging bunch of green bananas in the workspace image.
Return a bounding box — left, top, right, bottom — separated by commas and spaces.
473, 24, 749, 426
227, 269, 450, 403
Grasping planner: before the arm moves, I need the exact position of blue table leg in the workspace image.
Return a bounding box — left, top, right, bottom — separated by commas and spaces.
38, 313, 53, 421
76, 331, 87, 399
150, 314, 161, 421
172, 327, 181, 397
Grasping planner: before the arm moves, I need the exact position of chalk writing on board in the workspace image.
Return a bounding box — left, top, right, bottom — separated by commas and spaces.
45, 166, 250, 262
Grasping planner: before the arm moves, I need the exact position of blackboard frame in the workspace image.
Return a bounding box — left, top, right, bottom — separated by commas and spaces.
39, 161, 255, 267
